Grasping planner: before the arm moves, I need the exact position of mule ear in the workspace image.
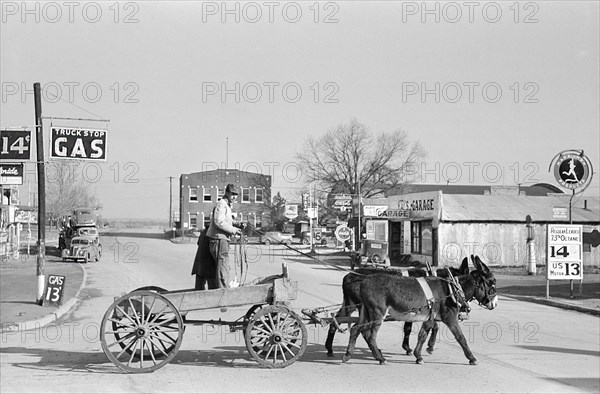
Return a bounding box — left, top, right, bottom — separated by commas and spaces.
458, 257, 469, 275
475, 255, 491, 274
471, 254, 481, 271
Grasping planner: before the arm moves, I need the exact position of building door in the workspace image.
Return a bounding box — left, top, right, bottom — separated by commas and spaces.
389, 221, 403, 264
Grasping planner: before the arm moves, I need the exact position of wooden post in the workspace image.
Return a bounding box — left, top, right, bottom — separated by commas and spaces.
34, 82, 46, 306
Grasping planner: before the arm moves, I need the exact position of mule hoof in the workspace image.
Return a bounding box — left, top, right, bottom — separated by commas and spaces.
469, 359, 478, 366
342, 355, 350, 363
379, 360, 387, 365
416, 358, 424, 365
426, 347, 434, 354
327, 352, 334, 358
405, 350, 413, 356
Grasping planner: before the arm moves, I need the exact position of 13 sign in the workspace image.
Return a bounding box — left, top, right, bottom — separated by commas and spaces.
43, 275, 66, 306
0, 130, 31, 161
547, 224, 583, 280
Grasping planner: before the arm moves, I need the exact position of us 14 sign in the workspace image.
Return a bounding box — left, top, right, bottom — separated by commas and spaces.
546, 224, 583, 280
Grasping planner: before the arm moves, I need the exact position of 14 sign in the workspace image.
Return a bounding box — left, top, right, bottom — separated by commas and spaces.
0, 130, 31, 160
547, 224, 583, 280
51, 127, 107, 160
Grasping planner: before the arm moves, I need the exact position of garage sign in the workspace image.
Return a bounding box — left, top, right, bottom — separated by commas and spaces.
51, 127, 107, 160
546, 224, 583, 280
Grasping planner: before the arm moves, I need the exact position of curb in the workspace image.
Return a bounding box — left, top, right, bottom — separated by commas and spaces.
0, 263, 89, 333
501, 293, 600, 316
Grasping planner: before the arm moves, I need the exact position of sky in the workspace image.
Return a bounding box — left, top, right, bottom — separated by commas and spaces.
1, 1, 599, 220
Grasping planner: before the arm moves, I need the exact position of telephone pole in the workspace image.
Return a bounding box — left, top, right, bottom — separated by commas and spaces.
34, 82, 46, 305
169, 177, 173, 228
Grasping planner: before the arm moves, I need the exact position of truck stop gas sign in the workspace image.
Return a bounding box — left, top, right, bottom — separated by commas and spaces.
51, 127, 107, 160
546, 224, 583, 280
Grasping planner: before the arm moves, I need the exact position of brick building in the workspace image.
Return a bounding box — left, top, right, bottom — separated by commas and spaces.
179, 169, 272, 231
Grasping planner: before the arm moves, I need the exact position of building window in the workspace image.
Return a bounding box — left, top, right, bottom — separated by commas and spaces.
189, 187, 198, 202
203, 212, 211, 228
190, 213, 198, 228
411, 221, 421, 254
217, 187, 224, 201
255, 214, 262, 229
241, 187, 250, 203
203, 187, 212, 202
421, 221, 433, 255
255, 188, 264, 203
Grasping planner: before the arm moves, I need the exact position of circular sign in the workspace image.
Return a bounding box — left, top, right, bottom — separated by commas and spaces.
553, 151, 592, 190
335, 225, 351, 242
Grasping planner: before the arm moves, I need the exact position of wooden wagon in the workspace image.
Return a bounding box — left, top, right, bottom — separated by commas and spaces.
100, 265, 307, 373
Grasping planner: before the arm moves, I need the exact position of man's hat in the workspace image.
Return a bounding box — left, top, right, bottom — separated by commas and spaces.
225, 183, 239, 195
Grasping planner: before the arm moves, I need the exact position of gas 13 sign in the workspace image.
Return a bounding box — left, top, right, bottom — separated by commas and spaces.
547, 224, 583, 280
51, 127, 107, 160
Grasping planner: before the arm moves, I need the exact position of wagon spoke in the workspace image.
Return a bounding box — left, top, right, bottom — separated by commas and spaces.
149, 331, 177, 345
107, 317, 135, 328
114, 305, 137, 326
280, 341, 294, 356
144, 338, 157, 366
278, 344, 288, 361
139, 338, 144, 368
107, 331, 137, 348
150, 315, 178, 329
127, 339, 138, 366
127, 298, 142, 326
147, 336, 169, 358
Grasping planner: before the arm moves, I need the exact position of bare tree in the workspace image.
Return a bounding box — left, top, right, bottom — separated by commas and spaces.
46, 160, 101, 220
296, 119, 426, 198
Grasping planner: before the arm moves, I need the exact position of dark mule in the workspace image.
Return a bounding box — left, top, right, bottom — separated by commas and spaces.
325, 257, 469, 357
342, 255, 497, 365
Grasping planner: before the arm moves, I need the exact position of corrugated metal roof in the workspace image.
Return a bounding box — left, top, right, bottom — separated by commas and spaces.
441, 195, 600, 223
388, 183, 564, 196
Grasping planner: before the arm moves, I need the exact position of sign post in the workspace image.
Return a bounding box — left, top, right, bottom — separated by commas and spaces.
546, 224, 583, 299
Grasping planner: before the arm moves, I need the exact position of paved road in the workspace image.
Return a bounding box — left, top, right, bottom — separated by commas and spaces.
1, 229, 598, 393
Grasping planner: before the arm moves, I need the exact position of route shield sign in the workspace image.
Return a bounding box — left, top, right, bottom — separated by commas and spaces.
546, 224, 583, 280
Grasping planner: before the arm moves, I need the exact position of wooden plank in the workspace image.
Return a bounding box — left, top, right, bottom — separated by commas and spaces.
273, 278, 298, 302
163, 284, 272, 312
160, 278, 298, 313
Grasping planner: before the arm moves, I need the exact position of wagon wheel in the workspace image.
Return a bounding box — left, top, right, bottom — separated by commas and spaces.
100, 290, 184, 373
243, 304, 265, 323
245, 304, 307, 368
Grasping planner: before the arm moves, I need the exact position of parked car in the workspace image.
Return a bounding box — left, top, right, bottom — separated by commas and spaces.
62, 235, 102, 263
71, 208, 97, 228
259, 231, 293, 246
77, 226, 99, 238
